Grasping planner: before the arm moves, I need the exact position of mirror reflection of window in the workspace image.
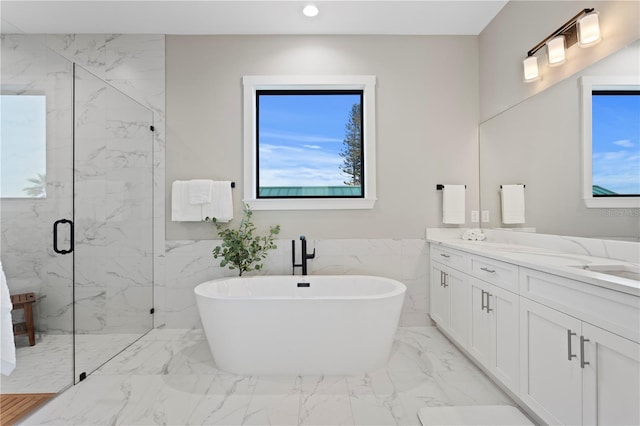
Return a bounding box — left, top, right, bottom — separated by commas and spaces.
256, 90, 364, 199
0, 95, 47, 198
592, 89, 640, 197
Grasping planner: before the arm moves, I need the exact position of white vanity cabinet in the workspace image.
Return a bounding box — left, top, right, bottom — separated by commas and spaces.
428, 241, 640, 426
581, 322, 640, 426
467, 256, 520, 395
430, 249, 469, 348
519, 269, 640, 426
430, 248, 519, 394
519, 297, 583, 425
468, 277, 520, 394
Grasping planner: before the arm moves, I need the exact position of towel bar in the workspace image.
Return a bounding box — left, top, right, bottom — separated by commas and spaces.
437, 184, 466, 190
500, 184, 526, 188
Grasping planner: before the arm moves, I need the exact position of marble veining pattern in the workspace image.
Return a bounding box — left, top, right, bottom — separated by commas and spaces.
160, 239, 429, 329
20, 326, 518, 425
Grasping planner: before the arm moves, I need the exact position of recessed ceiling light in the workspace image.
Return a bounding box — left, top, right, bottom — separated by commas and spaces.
302, 5, 319, 17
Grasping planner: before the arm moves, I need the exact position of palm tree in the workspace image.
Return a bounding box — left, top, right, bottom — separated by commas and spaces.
23, 173, 46, 197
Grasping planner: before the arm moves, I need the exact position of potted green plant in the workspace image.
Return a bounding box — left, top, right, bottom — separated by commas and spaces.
206, 205, 280, 276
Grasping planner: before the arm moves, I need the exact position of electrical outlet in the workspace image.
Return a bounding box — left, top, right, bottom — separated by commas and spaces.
471, 210, 479, 223
481, 210, 490, 223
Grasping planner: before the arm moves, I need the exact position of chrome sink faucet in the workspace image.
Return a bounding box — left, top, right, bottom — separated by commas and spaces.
292, 235, 315, 275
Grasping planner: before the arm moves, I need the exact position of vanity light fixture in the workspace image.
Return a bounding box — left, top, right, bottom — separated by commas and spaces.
302, 4, 319, 17
523, 8, 602, 83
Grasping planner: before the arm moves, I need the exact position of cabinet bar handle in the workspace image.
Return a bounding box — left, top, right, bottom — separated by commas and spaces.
486, 293, 493, 313
440, 271, 444, 287
443, 272, 448, 288
567, 330, 577, 361
440, 253, 451, 258
580, 336, 591, 368
481, 290, 487, 311
480, 267, 496, 273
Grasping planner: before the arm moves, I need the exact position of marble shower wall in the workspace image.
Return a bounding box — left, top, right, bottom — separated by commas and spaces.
48, 34, 166, 333
73, 65, 154, 335
1, 34, 75, 333
0, 34, 166, 334
159, 238, 430, 329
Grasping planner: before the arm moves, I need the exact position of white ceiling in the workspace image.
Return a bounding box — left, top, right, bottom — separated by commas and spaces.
1, 1, 508, 36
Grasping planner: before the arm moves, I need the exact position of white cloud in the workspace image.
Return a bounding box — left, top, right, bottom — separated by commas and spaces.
613, 139, 634, 148
258, 143, 348, 187
303, 145, 322, 150
260, 129, 342, 144
592, 149, 640, 194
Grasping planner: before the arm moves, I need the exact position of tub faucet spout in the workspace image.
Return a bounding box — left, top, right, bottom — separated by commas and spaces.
292, 235, 315, 275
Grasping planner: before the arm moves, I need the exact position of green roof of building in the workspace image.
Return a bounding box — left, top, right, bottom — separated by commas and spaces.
259, 186, 361, 197
593, 185, 617, 196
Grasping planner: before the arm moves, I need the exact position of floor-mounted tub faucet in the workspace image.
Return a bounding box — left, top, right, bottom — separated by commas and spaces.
292, 235, 315, 275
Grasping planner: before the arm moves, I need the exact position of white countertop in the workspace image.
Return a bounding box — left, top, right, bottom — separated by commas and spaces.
427, 236, 640, 297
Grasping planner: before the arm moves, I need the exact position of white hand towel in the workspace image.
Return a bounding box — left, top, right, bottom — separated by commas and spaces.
172, 181, 202, 221
501, 184, 526, 224
442, 185, 466, 224
188, 179, 213, 204
1, 260, 16, 376
202, 181, 234, 223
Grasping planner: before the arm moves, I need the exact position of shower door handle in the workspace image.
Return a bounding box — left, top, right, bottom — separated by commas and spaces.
53, 219, 74, 254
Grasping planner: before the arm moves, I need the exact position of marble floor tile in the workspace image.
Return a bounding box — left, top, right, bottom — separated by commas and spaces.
20, 326, 523, 426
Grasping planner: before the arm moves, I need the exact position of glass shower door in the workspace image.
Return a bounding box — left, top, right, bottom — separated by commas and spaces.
73, 65, 154, 381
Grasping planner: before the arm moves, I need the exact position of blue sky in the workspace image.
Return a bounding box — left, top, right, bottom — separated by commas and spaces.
257, 92, 360, 187
0, 95, 47, 198
592, 93, 640, 195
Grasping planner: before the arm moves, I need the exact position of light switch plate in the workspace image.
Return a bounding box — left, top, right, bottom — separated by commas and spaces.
471, 210, 479, 223
481, 210, 490, 223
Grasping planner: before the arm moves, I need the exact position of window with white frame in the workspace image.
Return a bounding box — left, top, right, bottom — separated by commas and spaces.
243, 75, 377, 210
580, 76, 640, 208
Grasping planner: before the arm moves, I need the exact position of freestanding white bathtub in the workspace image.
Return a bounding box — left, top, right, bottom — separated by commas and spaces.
194, 275, 406, 375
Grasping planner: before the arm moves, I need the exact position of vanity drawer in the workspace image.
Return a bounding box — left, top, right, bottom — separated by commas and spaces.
430, 245, 468, 272
520, 267, 640, 343
470, 255, 519, 293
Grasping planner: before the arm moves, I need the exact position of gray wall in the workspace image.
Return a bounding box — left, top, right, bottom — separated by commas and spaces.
166, 35, 480, 240
479, 1, 640, 122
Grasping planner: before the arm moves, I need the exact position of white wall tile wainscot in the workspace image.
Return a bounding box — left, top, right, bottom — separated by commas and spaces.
157, 239, 430, 329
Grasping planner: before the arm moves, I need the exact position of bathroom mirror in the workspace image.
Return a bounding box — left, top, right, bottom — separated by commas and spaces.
479, 40, 640, 240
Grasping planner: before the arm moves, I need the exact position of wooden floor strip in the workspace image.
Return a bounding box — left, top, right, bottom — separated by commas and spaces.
0, 393, 55, 426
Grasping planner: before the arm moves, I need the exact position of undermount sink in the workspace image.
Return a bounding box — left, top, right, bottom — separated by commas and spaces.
573, 264, 640, 281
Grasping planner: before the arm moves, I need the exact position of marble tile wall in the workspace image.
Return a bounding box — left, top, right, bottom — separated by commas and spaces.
1, 34, 75, 333
46, 34, 166, 332
0, 34, 166, 334
159, 238, 430, 329
3, 33, 433, 335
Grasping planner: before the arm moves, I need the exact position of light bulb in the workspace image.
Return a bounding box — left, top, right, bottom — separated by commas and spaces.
578, 11, 602, 47
546, 36, 566, 67
303, 5, 319, 17
523, 56, 539, 82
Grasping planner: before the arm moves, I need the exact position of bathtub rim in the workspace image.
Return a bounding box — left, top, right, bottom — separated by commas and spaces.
194, 274, 406, 301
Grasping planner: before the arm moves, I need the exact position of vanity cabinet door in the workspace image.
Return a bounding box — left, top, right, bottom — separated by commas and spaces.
447, 269, 469, 349
468, 278, 519, 394
520, 297, 582, 426
582, 322, 640, 426
430, 262, 450, 328
468, 279, 492, 367
489, 285, 519, 395
430, 261, 469, 349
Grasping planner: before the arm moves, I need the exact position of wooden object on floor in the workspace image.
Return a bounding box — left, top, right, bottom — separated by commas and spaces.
10, 293, 36, 346
0, 393, 54, 425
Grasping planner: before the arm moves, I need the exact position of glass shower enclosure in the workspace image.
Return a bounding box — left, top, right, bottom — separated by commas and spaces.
1, 33, 154, 393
